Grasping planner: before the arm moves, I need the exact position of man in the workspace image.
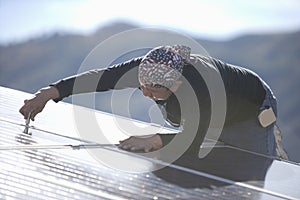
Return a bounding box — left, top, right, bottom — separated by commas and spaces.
19, 45, 279, 158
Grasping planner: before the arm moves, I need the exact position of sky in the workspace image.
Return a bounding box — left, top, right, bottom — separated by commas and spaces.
0, 0, 300, 44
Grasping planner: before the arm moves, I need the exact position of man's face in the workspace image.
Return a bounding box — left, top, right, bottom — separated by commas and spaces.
140, 84, 172, 101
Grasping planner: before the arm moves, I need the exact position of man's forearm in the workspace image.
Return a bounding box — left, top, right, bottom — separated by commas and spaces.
38, 86, 60, 101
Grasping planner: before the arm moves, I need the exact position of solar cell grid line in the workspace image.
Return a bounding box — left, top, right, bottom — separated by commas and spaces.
0, 123, 27, 145
0, 159, 186, 200
35, 150, 200, 199
0, 170, 112, 200
0, 164, 246, 199
0, 184, 25, 200
0, 123, 296, 198
0, 144, 270, 200
97, 145, 297, 200
4, 145, 286, 199
0, 165, 128, 200
0, 149, 185, 199
0, 143, 118, 151
0, 146, 288, 199
2, 131, 284, 200
0, 171, 61, 200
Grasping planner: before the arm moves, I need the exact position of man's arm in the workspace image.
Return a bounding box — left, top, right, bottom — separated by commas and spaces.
50, 57, 142, 102
19, 57, 142, 120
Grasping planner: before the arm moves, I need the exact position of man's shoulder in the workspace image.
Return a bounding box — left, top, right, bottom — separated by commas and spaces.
110, 56, 143, 69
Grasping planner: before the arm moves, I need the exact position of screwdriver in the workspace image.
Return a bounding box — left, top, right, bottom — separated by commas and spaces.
23, 112, 31, 134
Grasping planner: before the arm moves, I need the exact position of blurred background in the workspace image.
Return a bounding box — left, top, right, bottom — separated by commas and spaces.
0, 0, 299, 162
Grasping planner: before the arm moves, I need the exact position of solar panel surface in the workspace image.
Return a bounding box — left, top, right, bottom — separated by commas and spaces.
0, 86, 299, 200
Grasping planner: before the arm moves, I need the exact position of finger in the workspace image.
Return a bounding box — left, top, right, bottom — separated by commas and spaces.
21, 109, 30, 119
30, 110, 40, 121
119, 138, 128, 143
121, 144, 138, 151
118, 139, 129, 149
119, 138, 134, 148
119, 143, 131, 150
129, 143, 141, 151
31, 113, 35, 121
20, 100, 32, 119
24, 108, 34, 120
144, 144, 152, 153
131, 144, 149, 152
19, 103, 29, 117
119, 136, 134, 145
19, 106, 25, 116
119, 141, 137, 151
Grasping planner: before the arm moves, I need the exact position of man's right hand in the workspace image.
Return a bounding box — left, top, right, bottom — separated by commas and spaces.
19, 86, 60, 121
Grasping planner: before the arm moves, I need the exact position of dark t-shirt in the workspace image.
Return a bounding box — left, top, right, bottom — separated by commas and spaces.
50, 54, 266, 155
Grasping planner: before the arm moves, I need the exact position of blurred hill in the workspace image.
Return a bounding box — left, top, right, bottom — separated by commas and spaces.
0, 21, 299, 162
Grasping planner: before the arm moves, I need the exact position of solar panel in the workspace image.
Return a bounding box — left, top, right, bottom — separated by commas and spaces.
0, 86, 299, 200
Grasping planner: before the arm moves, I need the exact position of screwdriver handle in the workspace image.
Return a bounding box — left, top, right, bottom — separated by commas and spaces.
23, 112, 31, 134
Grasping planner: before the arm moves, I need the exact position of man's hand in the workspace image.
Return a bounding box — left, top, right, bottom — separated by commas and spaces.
19, 86, 59, 121
119, 134, 163, 152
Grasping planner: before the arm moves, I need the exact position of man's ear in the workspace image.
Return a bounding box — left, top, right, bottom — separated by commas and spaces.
169, 81, 182, 92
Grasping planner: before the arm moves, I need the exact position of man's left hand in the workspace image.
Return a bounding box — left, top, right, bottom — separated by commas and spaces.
119, 134, 163, 152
